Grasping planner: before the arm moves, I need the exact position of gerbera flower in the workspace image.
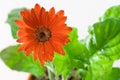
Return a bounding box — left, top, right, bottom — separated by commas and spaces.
15, 3, 72, 66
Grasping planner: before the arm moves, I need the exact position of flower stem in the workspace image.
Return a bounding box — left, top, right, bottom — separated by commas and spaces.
47, 67, 55, 80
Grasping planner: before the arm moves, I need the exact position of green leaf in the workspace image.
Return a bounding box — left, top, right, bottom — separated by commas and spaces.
6, 8, 24, 39
85, 54, 113, 80
0, 45, 45, 78
86, 18, 120, 79
53, 53, 72, 79
103, 5, 120, 20
65, 28, 89, 62
52, 28, 89, 79
87, 18, 120, 56
69, 28, 78, 41
66, 28, 89, 66
53, 53, 84, 79
93, 18, 120, 49
105, 68, 120, 80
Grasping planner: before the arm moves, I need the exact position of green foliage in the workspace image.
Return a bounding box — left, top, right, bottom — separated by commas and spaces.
103, 5, 120, 20
0, 45, 45, 78
6, 8, 24, 39
87, 18, 120, 54
85, 18, 120, 80
65, 28, 89, 62
85, 54, 113, 80
105, 68, 120, 80
53, 53, 72, 79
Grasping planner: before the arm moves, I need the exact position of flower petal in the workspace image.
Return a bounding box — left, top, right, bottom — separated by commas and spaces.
50, 40, 65, 55
44, 42, 54, 61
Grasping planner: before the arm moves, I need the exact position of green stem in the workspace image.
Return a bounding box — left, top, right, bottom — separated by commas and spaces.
47, 67, 56, 80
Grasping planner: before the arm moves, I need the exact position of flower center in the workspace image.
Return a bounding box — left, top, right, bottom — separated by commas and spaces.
34, 26, 51, 42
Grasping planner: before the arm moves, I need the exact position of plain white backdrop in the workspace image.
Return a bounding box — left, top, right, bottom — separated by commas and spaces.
0, 0, 120, 80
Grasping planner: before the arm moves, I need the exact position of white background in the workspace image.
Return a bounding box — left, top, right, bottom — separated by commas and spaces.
0, 0, 120, 80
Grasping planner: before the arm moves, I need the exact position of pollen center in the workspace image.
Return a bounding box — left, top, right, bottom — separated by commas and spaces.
34, 26, 51, 42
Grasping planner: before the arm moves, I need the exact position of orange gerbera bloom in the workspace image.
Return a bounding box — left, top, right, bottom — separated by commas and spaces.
15, 3, 72, 66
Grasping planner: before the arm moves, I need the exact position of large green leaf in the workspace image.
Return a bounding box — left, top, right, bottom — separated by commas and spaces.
87, 18, 120, 56
53, 53, 73, 79
0, 45, 45, 77
85, 54, 113, 80
105, 68, 120, 80
53, 28, 89, 79
103, 5, 120, 20
65, 28, 89, 62
93, 18, 120, 49
85, 18, 120, 80
6, 8, 24, 39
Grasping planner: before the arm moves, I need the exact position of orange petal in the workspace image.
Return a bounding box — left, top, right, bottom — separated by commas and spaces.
50, 40, 65, 55
18, 44, 27, 51
51, 25, 72, 36
17, 29, 34, 37
15, 20, 34, 30
31, 9, 39, 26
49, 7, 55, 15
17, 34, 34, 42
56, 10, 64, 16
25, 48, 32, 56
35, 44, 47, 66
34, 45, 44, 65
33, 52, 37, 61
49, 7, 55, 19
52, 33, 70, 45
44, 42, 54, 61
24, 40, 38, 56
34, 3, 41, 16
50, 17, 67, 29
18, 39, 36, 51
39, 7, 46, 25
21, 9, 37, 28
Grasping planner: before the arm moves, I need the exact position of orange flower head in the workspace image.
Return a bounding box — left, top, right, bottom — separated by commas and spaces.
15, 3, 72, 66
